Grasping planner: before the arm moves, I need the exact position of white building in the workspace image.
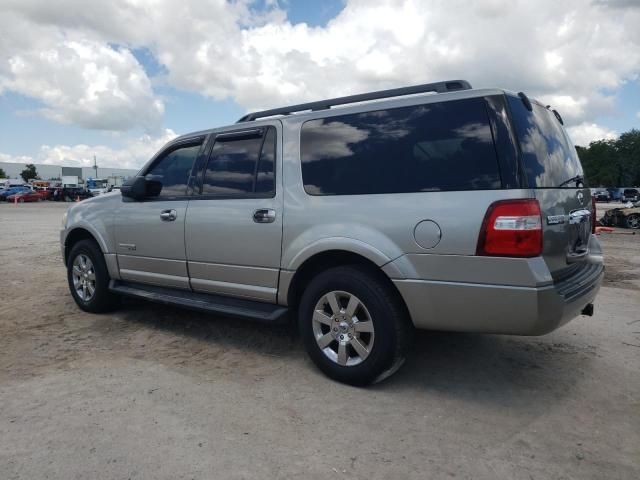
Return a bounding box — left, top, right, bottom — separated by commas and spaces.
0, 161, 138, 181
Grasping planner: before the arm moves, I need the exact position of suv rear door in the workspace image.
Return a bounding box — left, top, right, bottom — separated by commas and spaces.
507, 95, 593, 277
185, 123, 283, 303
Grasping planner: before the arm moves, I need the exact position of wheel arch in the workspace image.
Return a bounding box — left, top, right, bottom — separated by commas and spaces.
63, 227, 105, 264
283, 249, 409, 318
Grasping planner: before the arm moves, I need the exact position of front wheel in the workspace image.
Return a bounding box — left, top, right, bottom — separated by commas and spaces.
298, 265, 412, 386
67, 239, 119, 313
626, 214, 640, 229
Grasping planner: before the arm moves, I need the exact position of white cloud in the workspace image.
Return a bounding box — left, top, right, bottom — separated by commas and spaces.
1, 0, 639, 155
567, 122, 618, 146
0, 40, 164, 132
122, 0, 639, 122
0, 30, 163, 132
0, 129, 177, 170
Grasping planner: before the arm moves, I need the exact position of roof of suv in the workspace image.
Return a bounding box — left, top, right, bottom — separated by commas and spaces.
172, 80, 513, 143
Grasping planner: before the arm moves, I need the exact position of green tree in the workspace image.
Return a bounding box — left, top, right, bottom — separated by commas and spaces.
0, 167, 6, 178
616, 129, 640, 186
577, 129, 640, 187
20, 164, 38, 183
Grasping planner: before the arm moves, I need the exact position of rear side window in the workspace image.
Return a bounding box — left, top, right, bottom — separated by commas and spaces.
507, 96, 585, 188
300, 98, 501, 195
202, 127, 276, 196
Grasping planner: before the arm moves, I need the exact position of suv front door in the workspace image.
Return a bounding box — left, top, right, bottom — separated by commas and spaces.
115, 137, 204, 289
185, 124, 283, 302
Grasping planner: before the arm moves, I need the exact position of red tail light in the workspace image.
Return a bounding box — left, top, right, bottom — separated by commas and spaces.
591, 195, 596, 234
477, 199, 543, 257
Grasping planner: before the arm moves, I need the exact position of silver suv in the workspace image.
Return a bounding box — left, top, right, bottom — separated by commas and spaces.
61, 80, 604, 385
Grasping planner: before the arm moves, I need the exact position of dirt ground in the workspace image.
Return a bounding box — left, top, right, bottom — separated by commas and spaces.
0, 201, 638, 480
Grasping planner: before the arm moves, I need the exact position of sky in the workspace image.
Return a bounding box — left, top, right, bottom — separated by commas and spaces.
0, 0, 639, 170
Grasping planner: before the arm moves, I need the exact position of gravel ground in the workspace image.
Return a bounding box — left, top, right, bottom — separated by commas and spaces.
0, 201, 638, 480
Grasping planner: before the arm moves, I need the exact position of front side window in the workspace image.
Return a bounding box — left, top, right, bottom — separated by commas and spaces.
300, 98, 501, 195
145, 143, 201, 197
202, 127, 276, 196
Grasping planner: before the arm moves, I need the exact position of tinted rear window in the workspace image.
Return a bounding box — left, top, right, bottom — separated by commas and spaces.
507, 96, 585, 188
300, 98, 501, 195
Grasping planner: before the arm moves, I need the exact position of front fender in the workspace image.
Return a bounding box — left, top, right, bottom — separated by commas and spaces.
62, 222, 111, 254
62, 194, 118, 254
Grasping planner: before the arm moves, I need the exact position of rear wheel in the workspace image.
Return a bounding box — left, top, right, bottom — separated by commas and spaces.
67, 239, 119, 313
298, 265, 412, 386
626, 214, 640, 229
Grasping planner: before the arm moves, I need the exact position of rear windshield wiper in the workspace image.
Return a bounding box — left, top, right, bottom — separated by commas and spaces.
557, 175, 584, 188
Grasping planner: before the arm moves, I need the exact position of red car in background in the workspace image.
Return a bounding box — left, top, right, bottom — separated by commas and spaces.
6, 190, 44, 203
34, 188, 53, 200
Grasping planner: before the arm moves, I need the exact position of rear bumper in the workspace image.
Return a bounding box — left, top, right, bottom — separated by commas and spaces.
394, 261, 604, 336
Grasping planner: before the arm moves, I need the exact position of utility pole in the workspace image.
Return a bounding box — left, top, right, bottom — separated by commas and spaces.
93, 155, 98, 179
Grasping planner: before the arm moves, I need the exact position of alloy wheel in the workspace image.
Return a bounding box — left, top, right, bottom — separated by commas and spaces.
311, 290, 375, 367
72, 254, 96, 302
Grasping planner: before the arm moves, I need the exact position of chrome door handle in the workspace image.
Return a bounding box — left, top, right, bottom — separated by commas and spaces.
160, 209, 177, 221
253, 209, 276, 223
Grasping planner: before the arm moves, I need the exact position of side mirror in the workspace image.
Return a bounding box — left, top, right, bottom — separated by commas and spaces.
121, 176, 163, 200
121, 176, 147, 200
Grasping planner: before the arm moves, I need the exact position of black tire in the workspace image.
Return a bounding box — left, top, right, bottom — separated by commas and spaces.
67, 239, 119, 313
626, 214, 640, 229
298, 265, 412, 386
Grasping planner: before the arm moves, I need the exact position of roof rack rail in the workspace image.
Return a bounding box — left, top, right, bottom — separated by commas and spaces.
237, 79, 472, 122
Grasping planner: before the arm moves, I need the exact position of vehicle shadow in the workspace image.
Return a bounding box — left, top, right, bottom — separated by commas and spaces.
377, 329, 596, 406
115, 298, 302, 361
116, 299, 595, 404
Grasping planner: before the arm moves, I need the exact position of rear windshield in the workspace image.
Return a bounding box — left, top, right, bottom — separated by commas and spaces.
507, 95, 585, 188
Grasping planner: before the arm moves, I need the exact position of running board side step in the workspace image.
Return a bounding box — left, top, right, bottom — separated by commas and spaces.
109, 280, 289, 324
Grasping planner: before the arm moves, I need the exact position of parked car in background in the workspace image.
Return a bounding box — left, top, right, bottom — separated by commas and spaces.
622, 188, 639, 203
0, 186, 30, 200
607, 188, 622, 201
7, 190, 44, 203
33, 187, 53, 200
61, 80, 604, 385
593, 190, 610, 202
52, 187, 93, 202
601, 205, 640, 229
